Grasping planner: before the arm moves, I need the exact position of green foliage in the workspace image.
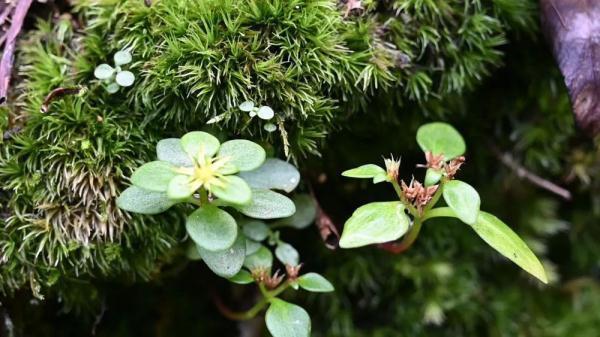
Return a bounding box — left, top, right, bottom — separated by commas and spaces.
339, 122, 547, 283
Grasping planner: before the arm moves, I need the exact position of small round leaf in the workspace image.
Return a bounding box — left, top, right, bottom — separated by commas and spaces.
211, 175, 252, 205
339, 202, 410, 248
297, 273, 334, 292
181, 131, 220, 159
416, 123, 466, 160
114, 50, 132, 65
257, 106, 275, 120
186, 205, 238, 251
443, 180, 480, 225
272, 194, 317, 229
106, 82, 120, 93
238, 159, 300, 193
115, 70, 135, 87
243, 245, 273, 271
117, 186, 176, 215
131, 161, 177, 192
242, 220, 270, 241
94, 64, 114, 80
217, 139, 266, 172
167, 175, 196, 200
156, 138, 194, 167
275, 242, 299, 266
233, 189, 296, 219
198, 232, 246, 278
264, 123, 277, 132
229, 270, 254, 284
424, 168, 443, 186
342, 164, 386, 179
266, 299, 311, 337
239, 101, 255, 112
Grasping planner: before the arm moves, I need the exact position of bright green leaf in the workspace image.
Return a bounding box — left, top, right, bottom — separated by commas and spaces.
272, 194, 317, 229
217, 140, 266, 172
181, 131, 220, 159
167, 175, 196, 200
243, 245, 273, 271
186, 205, 238, 251
339, 202, 410, 248
266, 299, 311, 337
229, 270, 254, 284
342, 164, 386, 180
117, 186, 176, 214
156, 138, 194, 167
197, 231, 246, 278
443, 180, 480, 225
297, 273, 334, 292
424, 168, 442, 186
275, 242, 299, 266
238, 159, 300, 193
242, 220, 270, 241
416, 123, 466, 160
131, 161, 177, 192
233, 189, 295, 219
470, 211, 548, 284
211, 175, 252, 205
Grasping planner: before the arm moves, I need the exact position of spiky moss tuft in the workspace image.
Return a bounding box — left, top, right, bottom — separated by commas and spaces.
72, 0, 532, 157
0, 17, 184, 298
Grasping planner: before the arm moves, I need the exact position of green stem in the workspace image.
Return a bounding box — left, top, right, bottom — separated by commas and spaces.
424, 181, 444, 212
421, 207, 456, 222
392, 216, 423, 253
220, 281, 291, 321
200, 188, 209, 205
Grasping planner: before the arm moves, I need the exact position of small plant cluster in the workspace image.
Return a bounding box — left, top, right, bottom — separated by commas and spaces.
94, 50, 135, 93
339, 122, 548, 284
117, 131, 333, 337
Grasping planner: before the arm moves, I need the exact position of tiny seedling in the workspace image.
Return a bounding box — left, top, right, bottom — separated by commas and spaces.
339, 122, 548, 284
94, 50, 136, 93
117, 131, 332, 337
239, 101, 277, 133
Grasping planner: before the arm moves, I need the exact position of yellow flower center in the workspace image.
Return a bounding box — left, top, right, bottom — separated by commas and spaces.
175, 146, 232, 191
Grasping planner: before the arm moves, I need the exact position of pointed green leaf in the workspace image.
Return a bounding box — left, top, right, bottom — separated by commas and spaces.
117, 186, 176, 214
229, 270, 254, 284
131, 161, 177, 192
115, 70, 135, 87
297, 273, 334, 292
186, 205, 238, 251
94, 63, 114, 80
242, 220, 270, 241
157, 138, 194, 167
217, 139, 266, 172
342, 164, 386, 180
443, 180, 480, 225
266, 299, 311, 337
272, 194, 317, 229
470, 211, 548, 284
167, 175, 196, 200
233, 189, 295, 219
416, 123, 466, 160
197, 231, 246, 278
243, 245, 273, 271
339, 202, 410, 248
424, 168, 442, 186
211, 175, 252, 205
238, 159, 300, 193
181, 131, 220, 159
114, 50, 132, 65
275, 242, 299, 266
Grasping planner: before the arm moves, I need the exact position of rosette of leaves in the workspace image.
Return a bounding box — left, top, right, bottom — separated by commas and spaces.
116, 131, 333, 337
338, 122, 549, 284
94, 50, 136, 93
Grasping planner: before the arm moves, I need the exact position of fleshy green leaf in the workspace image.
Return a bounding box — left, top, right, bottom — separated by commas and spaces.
115, 70, 135, 87
217, 140, 266, 172
339, 202, 410, 248
264, 123, 277, 132
297, 273, 334, 292
131, 161, 177, 192
443, 180, 480, 225
242, 220, 270, 241
239, 101, 255, 112
470, 211, 548, 284
238, 159, 300, 193
257, 106, 275, 120
156, 138, 194, 167
424, 168, 442, 186
245, 239, 261, 256
416, 123, 466, 160
229, 270, 254, 284
233, 189, 295, 219
117, 186, 176, 214
186, 206, 238, 251
211, 175, 252, 205
243, 245, 273, 271
275, 242, 299, 266
106, 82, 119, 93
272, 194, 317, 229
94, 63, 114, 80
197, 232, 246, 278
342, 164, 386, 181
185, 242, 202, 261
266, 299, 311, 337
113, 50, 132, 65
167, 175, 196, 200
181, 131, 220, 159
